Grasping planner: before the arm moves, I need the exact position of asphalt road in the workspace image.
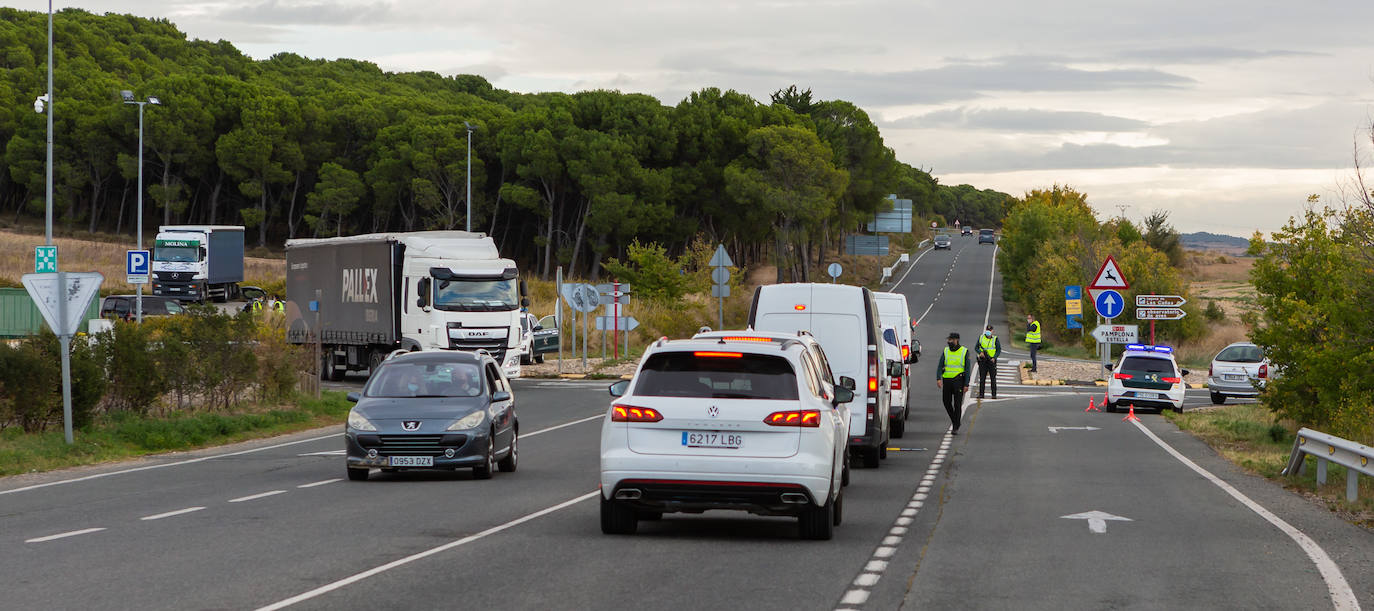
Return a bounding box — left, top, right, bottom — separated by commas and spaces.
3, 237, 1369, 610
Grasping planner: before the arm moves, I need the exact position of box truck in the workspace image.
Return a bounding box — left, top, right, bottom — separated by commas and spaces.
285, 231, 529, 380
151, 225, 245, 303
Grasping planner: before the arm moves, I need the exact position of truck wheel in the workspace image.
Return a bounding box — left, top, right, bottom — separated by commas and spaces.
860, 446, 880, 469
367, 350, 386, 374
891, 417, 905, 439
329, 367, 346, 382
534, 353, 545, 364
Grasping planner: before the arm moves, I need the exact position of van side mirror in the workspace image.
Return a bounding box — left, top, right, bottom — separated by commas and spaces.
521, 297, 531, 308
416, 278, 430, 308
519, 280, 529, 296
1104, 364, 1114, 371
839, 376, 856, 391
609, 380, 630, 397
833, 387, 855, 405
1181, 369, 1190, 376
491, 390, 512, 402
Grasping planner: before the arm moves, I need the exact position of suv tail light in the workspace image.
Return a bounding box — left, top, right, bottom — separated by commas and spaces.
611, 404, 663, 422
1258, 364, 1268, 379
1113, 373, 1134, 380
1209, 364, 1214, 377
764, 410, 820, 427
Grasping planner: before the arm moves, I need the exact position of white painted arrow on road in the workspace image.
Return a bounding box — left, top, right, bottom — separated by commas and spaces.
1048, 426, 1101, 434
1061, 510, 1132, 533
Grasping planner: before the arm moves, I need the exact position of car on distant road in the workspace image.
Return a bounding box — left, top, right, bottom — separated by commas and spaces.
100, 295, 185, 320
978, 229, 996, 244
344, 350, 518, 481
1208, 342, 1271, 404
599, 334, 854, 539
933, 234, 952, 249
1105, 344, 1188, 413
961, 226, 973, 236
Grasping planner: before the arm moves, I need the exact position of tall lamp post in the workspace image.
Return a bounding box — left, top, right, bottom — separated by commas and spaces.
121, 90, 159, 323
464, 121, 475, 232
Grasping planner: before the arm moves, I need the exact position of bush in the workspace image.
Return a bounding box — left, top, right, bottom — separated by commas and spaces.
95, 321, 166, 415
0, 332, 105, 432
1203, 300, 1225, 322
602, 240, 697, 301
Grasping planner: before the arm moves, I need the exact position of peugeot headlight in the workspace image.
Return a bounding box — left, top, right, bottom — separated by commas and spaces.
347, 410, 377, 432
446, 411, 485, 431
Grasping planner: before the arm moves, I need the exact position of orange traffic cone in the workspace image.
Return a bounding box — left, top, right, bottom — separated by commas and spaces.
1123, 405, 1140, 422
1086, 397, 1099, 412
1103, 392, 1109, 406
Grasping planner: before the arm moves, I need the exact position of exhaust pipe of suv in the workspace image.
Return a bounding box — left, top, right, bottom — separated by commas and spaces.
779, 493, 809, 504
614, 489, 643, 500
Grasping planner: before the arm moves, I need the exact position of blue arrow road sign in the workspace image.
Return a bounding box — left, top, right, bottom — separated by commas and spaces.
1094, 289, 1124, 319
127, 250, 150, 275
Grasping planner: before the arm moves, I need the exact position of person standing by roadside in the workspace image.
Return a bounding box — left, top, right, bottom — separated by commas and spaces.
1025, 314, 1042, 373
936, 332, 972, 433
976, 324, 1002, 399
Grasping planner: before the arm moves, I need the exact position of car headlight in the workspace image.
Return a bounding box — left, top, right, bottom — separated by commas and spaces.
447, 411, 485, 431
347, 410, 377, 432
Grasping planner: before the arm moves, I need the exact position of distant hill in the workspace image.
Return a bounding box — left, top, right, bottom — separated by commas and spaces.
1181, 232, 1251, 253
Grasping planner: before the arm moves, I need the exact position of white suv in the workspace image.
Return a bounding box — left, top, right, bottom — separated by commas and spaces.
1106, 344, 1189, 413
599, 333, 855, 540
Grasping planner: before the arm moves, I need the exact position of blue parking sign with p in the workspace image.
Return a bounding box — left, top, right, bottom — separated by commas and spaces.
127, 249, 150, 275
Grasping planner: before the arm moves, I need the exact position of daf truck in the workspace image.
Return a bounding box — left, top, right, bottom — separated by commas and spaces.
151, 225, 245, 303
285, 231, 529, 380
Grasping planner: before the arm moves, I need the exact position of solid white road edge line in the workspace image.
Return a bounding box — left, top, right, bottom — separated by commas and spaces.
26, 527, 106, 543
889, 247, 935, 290
228, 490, 287, 503
1130, 419, 1359, 611
0, 433, 341, 496
255, 491, 599, 611
140, 506, 206, 521
523, 414, 602, 438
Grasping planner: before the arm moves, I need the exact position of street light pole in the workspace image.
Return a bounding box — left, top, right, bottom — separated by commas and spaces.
122, 91, 158, 323
44, 0, 53, 246
464, 121, 474, 233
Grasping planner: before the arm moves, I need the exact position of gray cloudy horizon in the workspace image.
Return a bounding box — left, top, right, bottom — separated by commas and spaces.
19, 0, 1374, 237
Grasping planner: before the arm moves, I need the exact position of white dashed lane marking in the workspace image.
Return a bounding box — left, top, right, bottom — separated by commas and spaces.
26, 527, 106, 543
228, 490, 287, 503
140, 506, 206, 521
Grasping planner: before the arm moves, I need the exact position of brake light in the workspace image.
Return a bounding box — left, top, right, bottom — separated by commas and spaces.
868, 352, 878, 392
1258, 364, 1268, 379
694, 351, 743, 358
1162, 377, 1182, 384
764, 410, 820, 427
1209, 365, 1213, 377
611, 405, 663, 422
1114, 373, 1134, 380
901, 345, 910, 360
721, 337, 772, 342
794, 304, 807, 311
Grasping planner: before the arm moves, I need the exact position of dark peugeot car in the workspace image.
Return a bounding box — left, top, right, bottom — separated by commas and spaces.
100, 295, 185, 319
345, 350, 518, 481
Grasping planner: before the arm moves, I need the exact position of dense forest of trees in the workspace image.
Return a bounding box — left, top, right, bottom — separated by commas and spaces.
0, 9, 1009, 279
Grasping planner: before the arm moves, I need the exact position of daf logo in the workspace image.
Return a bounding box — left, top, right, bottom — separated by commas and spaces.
707, 406, 719, 418
402, 420, 421, 431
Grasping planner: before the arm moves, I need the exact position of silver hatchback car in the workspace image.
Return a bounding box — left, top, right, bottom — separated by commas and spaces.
1208, 342, 1270, 404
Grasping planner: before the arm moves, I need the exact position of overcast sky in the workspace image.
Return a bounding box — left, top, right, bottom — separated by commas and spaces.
23, 0, 1374, 236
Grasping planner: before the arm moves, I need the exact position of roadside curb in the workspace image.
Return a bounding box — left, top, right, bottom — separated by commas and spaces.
558, 374, 588, 379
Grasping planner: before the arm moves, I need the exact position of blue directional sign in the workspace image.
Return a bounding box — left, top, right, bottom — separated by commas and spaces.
126, 249, 150, 284
1094, 289, 1125, 319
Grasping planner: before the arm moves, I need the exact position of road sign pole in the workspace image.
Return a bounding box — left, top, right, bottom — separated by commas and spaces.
582, 303, 588, 372
556, 267, 563, 374
1150, 320, 1155, 345
613, 281, 619, 361
57, 271, 72, 444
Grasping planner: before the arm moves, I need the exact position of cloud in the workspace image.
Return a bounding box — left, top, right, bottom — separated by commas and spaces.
1109, 46, 1322, 64
212, 0, 397, 26
885, 107, 1149, 132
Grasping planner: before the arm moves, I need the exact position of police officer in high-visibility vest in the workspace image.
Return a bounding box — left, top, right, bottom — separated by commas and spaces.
1025, 314, 1042, 372
936, 332, 972, 433
976, 324, 1002, 400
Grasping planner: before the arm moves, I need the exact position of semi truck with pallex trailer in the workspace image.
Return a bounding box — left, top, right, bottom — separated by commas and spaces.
284, 231, 529, 380
151, 225, 245, 303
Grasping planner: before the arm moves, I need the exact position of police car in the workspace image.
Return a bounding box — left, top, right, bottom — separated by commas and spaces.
1105, 344, 1190, 413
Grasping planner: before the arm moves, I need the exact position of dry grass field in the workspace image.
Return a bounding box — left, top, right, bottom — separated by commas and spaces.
0, 229, 284, 293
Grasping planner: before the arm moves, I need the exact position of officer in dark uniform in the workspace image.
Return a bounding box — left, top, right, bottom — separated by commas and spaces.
935, 332, 972, 433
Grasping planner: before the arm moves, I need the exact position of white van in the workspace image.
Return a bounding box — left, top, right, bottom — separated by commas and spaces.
873, 292, 916, 432
748, 283, 899, 468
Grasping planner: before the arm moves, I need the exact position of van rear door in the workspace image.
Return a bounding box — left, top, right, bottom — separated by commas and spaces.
757, 311, 869, 436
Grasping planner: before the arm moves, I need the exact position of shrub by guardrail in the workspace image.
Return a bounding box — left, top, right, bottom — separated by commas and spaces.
0, 308, 309, 434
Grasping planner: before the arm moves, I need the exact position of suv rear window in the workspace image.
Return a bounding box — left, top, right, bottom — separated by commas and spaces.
1216, 345, 1262, 363
1117, 355, 1177, 389
980, 229, 994, 235
634, 352, 798, 400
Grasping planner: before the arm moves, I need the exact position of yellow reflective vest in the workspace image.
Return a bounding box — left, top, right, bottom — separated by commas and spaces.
979, 334, 999, 358
942, 346, 968, 378
1027, 321, 1042, 344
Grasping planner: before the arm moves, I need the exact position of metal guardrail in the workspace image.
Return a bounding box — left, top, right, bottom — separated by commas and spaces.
1281, 427, 1373, 501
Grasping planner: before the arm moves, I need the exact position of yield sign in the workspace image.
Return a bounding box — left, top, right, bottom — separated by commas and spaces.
1089, 255, 1129, 290
22, 272, 104, 336
709, 244, 733, 268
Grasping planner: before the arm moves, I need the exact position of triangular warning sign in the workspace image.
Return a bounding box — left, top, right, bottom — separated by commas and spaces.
1088, 256, 1129, 290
